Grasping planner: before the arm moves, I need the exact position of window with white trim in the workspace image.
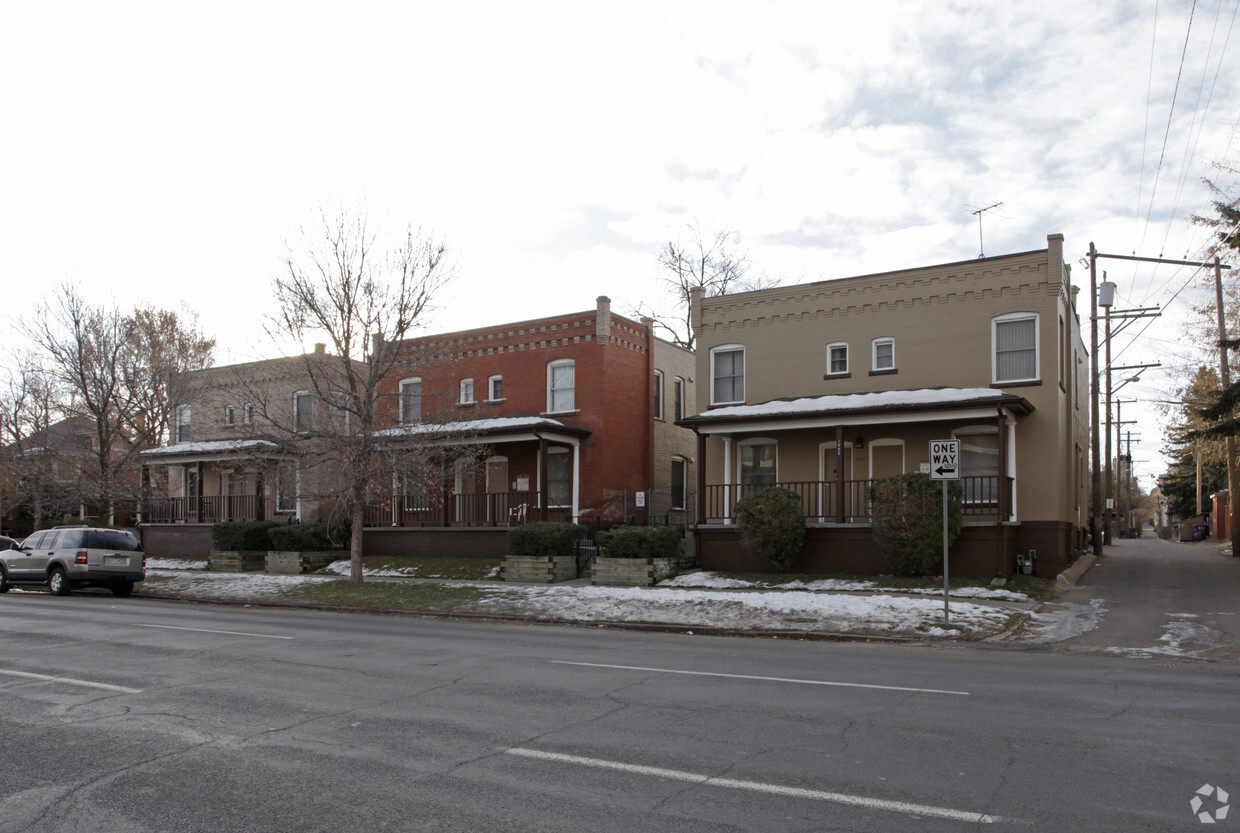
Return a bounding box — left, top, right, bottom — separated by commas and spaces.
224, 404, 235, 427
399, 378, 422, 425
294, 391, 313, 433
826, 342, 849, 376
243, 403, 254, 425
460, 378, 475, 405
993, 313, 1039, 383
654, 370, 664, 420
547, 360, 575, 413
488, 375, 503, 401
673, 377, 685, 420
872, 337, 895, 372
276, 462, 298, 513
711, 345, 744, 405
176, 405, 191, 443
547, 447, 571, 507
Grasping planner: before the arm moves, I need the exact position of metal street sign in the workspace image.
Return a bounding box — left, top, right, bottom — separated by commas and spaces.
929, 440, 960, 480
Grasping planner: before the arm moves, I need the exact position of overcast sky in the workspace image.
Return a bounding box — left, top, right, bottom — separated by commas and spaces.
4, 0, 1239, 488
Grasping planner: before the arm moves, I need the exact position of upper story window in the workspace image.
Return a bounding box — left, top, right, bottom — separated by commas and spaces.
329, 398, 350, 434
547, 359, 575, 413
711, 345, 745, 406
993, 313, 1039, 384
826, 342, 849, 376
176, 405, 191, 443
673, 377, 685, 420
654, 370, 664, 420
400, 378, 422, 425
488, 375, 503, 401
243, 403, 254, 425
872, 338, 895, 372
460, 378, 475, 405
224, 404, 235, 427
294, 390, 313, 433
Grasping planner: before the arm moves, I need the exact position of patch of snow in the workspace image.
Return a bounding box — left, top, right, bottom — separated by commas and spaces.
658, 571, 1031, 601
146, 558, 207, 571
146, 569, 332, 599
1104, 620, 1224, 659
1013, 599, 1106, 643
692, 387, 1016, 421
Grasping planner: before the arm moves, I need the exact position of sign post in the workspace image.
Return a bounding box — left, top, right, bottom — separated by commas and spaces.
929, 440, 960, 626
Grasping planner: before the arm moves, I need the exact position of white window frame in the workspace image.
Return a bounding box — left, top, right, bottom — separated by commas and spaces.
460, 378, 475, 405
992, 312, 1040, 384
399, 378, 422, 425
654, 370, 664, 420
826, 342, 849, 376
488, 375, 503, 402
710, 345, 745, 406
243, 403, 254, 426
547, 359, 576, 414
673, 377, 685, 420
224, 404, 235, 427
871, 337, 895, 372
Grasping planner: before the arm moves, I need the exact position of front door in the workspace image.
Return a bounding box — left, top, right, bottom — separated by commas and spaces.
485, 457, 509, 522
821, 443, 854, 520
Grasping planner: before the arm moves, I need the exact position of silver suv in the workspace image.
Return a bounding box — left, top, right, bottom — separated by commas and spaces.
0, 527, 145, 597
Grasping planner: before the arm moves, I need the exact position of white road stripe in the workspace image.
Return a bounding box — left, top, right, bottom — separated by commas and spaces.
0, 669, 143, 694
551, 661, 969, 696
138, 623, 293, 640
505, 748, 1003, 824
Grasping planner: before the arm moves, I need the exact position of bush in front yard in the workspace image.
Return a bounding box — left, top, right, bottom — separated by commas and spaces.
867, 473, 962, 576
507, 522, 586, 558
596, 526, 682, 559
734, 488, 806, 572
267, 522, 350, 552
212, 521, 280, 551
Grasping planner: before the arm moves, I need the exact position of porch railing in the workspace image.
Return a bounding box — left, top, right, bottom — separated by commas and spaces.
145, 495, 262, 524
701, 476, 1011, 525
364, 491, 574, 528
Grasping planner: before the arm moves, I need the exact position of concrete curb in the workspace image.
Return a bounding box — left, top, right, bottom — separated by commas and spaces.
1055, 553, 1097, 590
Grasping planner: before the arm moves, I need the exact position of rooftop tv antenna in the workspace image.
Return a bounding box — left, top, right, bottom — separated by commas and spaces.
971, 202, 1003, 258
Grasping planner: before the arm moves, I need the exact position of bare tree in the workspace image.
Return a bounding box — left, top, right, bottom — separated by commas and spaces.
272, 208, 453, 583
36, 286, 215, 525
636, 222, 778, 350
0, 353, 75, 531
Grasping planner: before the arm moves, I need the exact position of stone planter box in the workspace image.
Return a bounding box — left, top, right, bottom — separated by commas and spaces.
208, 550, 267, 572
266, 551, 346, 575
592, 555, 696, 587
502, 554, 577, 583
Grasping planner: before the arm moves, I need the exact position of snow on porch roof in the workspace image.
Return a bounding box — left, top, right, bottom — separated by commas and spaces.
374, 415, 590, 439
140, 438, 285, 458
679, 387, 1034, 427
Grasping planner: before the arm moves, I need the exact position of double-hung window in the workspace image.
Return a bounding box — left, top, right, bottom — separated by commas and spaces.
294, 391, 313, 433
993, 313, 1039, 383
547, 447, 571, 507
224, 404, 235, 427
176, 405, 191, 443
276, 462, 298, 513
711, 346, 744, 405
460, 378, 475, 405
488, 375, 503, 401
739, 439, 777, 492
673, 378, 685, 420
826, 342, 849, 376
872, 338, 895, 372
547, 360, 575, 413
653, 371, 664, 420
400, 379, 422, 425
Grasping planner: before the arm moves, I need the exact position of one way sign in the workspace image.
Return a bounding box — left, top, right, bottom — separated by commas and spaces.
929, 440, 960, 480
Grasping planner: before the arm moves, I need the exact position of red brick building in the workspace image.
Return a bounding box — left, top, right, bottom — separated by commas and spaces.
368, 297, 697, 550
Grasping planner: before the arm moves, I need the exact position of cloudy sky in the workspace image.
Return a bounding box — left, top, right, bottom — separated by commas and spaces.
4, 0, 1239, 486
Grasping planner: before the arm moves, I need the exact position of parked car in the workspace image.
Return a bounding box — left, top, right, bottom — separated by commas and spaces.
0, 527, 144, 597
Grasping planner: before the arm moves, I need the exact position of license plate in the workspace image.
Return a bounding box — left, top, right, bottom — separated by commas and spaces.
104, 554, 128, 566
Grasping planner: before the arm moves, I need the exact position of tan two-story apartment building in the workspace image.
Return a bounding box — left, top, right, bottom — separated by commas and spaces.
680, 234, 1090, 579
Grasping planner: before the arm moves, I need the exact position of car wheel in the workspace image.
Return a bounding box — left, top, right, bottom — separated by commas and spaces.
111, 580, 134, 598
0, 567, 9, 593
48, 567, 71, 596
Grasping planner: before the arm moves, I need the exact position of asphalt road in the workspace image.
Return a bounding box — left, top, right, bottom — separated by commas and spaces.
1057, 535, 1240, 661
1, 593, 1236, 832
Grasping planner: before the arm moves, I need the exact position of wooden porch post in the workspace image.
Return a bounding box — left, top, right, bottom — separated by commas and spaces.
836, 425, 845, 524
255, 469, 266, 520
695, 430, 706, 525
538, 436, 549, 522
997, 408, 1009, 521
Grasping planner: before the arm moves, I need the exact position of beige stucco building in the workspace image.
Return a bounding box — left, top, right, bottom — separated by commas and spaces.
681, 234, 1090, 579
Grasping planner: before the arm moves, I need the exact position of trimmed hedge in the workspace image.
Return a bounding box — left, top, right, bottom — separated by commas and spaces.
212, 521, 281, 552
596, 526, 682, 559
267, 522, 350, 552
507, 522, 586, 558
735, 487, 806, 572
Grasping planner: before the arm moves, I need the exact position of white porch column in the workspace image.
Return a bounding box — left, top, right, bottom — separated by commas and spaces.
391, 470, 400, 527
1007, 411, 1018, 522
571, 438, 581, 521
722, 436, 733, 524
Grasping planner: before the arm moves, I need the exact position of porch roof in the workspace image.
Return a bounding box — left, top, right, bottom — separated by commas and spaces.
678, 387, 1034, 433
139, 438, 288, 463
375, 415, 590, 445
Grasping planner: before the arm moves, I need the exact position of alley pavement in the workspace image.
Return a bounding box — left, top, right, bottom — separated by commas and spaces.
1054, 534, 1240, 661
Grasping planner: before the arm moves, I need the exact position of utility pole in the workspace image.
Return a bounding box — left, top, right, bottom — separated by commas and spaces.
1213, 256, 1239, 544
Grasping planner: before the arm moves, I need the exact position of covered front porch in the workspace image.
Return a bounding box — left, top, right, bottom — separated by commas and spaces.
680, 388, 1041, 578
138, 439, 297, 524
368, 416, 591, 528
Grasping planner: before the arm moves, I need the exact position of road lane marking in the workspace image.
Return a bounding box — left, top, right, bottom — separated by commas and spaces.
138, 624, 293, 640
0, 669, 143, 694
551, 661, 969, 696
505, 748, 1004, 824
